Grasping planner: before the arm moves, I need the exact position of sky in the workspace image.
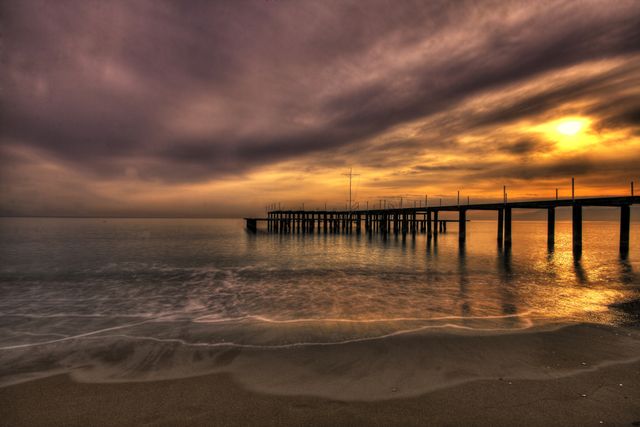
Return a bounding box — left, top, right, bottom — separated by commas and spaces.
1, 0, 639, 217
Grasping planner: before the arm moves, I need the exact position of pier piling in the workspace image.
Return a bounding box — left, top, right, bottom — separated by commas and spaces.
572, 204, 582, 254
434, 211, 439, 237
504, 207, 512, 248
459, 209, 466, 242
547, 207, 555, 249
497, 208, 504, 245
620, 205, 630, 255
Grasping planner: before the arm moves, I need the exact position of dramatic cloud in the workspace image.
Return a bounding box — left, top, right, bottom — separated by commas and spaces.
1, 0, 639, 216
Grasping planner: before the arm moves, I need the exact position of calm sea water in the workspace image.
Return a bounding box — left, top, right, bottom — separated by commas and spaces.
0, 217, 638, 385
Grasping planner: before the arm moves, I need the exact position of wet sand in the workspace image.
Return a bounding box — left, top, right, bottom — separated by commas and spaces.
1, 361, 639, 427
1, 323, 640, 426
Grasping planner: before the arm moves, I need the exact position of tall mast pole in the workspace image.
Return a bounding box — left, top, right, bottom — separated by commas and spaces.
342, 168, 360, 213
349, 168, 352, 213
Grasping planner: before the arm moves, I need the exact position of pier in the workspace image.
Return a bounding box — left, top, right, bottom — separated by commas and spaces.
246, 195, 638, 256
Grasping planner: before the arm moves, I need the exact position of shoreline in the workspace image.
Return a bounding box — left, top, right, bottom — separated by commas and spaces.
1, 322, 640, 426
1, 322, 639, 395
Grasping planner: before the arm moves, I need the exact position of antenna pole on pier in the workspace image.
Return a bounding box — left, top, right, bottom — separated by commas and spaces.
342, 168, 360, 213
457, 191, 460, 207
556, 188, 558, 200
632, 181, 635, 196
425, 194, 428, 208
503, 186, 507, 204
572, 177, 575, 201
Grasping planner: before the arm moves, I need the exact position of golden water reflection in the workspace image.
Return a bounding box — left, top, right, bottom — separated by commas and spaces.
250, 220, 639, 332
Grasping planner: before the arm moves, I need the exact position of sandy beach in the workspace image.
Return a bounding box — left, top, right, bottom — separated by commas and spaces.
1, 361, 639, 427
2, 323, 639, 427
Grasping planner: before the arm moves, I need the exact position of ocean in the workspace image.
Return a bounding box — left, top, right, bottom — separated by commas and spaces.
1, 217, 638, 398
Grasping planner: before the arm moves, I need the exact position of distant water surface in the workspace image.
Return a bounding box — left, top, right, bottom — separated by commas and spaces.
0, 217, 638, 386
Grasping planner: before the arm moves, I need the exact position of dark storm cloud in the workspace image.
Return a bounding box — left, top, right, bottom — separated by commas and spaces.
2, 0, 640, 186
465, 64, 640, 130
607, 107, 640, 127
470, 154, 640, 181
497, 139, 551, 156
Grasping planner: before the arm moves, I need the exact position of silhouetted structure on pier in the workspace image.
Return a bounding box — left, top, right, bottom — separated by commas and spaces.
246, 195, 638, 256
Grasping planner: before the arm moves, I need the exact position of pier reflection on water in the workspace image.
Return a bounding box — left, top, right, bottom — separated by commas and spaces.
245, 218, 638, 329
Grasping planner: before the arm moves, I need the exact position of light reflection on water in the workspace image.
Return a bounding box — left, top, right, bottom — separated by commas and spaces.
0, 217, 638, 383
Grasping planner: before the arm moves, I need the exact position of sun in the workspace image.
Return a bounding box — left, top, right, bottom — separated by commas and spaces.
556, 119, 584, 136
526, 116, 594, 152
548, 117, 592, 151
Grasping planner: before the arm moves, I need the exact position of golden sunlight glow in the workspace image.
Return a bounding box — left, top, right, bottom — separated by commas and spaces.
528, 116, 595, 152
551, 117, 591, 151
556, 119, 584, 136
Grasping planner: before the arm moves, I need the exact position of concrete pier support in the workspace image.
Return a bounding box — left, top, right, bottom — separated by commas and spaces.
427, 211, 432, 239
433, 211, 439, 236
547, 207, 555, 249
504, 207, 512, 248
620, 204, 630, 255
497, 208, 503, 245
572, 204, 582, 254
459, 209, 466, 243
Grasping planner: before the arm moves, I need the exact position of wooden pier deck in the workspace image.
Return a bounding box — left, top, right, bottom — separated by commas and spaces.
246, 195, 638, 256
